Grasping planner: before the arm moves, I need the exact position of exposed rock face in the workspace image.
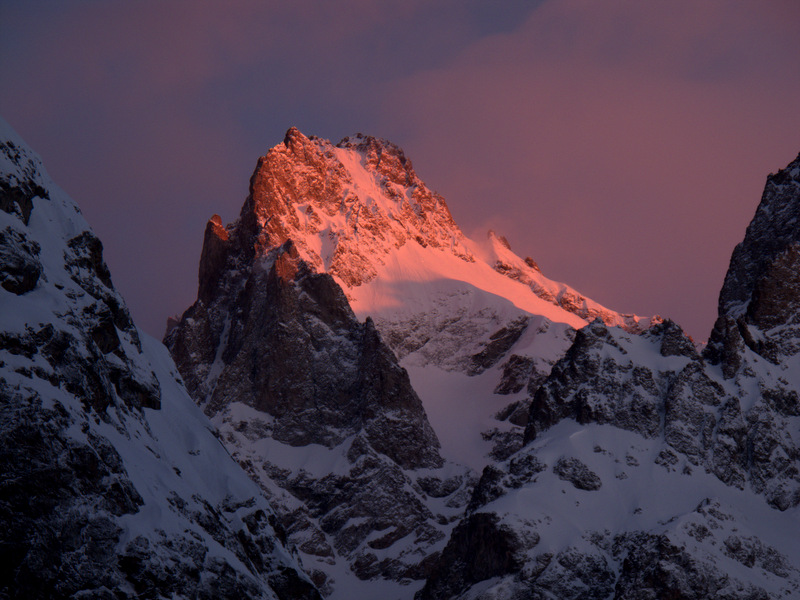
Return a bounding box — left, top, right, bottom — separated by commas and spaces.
235, 128, 472, 288
521, 317, 799, 510
553, 456, 602, 491
716, 153, 800, 319
469, 316, 530, 374
524, 320, 679, 443
1, 137, 48, 224
165, 129, 473, 595
0, 225, 42, 294
707, 153, 800, 370
167, 232, 442, 471
0, 120, 319, 599
415, 513, 522, 600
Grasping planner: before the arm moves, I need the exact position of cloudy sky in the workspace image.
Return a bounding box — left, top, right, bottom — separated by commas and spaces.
2, 0, 799, 340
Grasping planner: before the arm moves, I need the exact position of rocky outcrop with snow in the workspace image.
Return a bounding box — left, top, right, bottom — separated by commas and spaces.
707, 152, 800, 372
0, 119, 320, 600
237, 128, 472, 288
415, 154, 800, 599
487, 230, 657, 333
169, 235, 441, 470
165, 132, 477, 597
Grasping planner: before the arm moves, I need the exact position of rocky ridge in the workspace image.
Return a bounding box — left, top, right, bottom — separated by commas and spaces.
707, 152, 800, 373
0, 119, 320, 600
487, 230, 658, 334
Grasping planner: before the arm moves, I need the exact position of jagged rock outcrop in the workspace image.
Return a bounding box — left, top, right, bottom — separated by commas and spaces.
524, 320, 692, 443
521, 316, 799, 510
165, 129, 473, 596
415, 512, 523, 600
234, 128, 473, 288
0, 119, 320, 599
172, 236, 441, 469
715, 153, 800, 320
707, 153, 800, 370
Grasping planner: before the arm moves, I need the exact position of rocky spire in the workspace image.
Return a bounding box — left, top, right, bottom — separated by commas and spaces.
175, 234, 444, 469
706, 153, 800, 372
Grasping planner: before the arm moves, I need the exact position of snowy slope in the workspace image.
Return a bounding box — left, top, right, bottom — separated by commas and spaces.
0, 117, 320, 599
423, 421, 800, 599
420, 319, 800, 599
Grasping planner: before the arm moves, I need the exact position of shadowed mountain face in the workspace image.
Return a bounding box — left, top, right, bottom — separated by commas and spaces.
0, 121, 321, 599
168, 236, 442, 470
707, 153, 800, 372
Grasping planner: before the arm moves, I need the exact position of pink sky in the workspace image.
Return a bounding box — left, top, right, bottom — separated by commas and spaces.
1, 0, 799, 340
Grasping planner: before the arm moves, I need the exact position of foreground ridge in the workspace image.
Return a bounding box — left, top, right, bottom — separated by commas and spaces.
0, 118, 321, 599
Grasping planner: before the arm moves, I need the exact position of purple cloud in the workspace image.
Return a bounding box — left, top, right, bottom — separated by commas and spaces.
1, 0, 797, 339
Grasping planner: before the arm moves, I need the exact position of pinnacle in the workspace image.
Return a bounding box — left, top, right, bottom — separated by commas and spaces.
283, 126, 305, 145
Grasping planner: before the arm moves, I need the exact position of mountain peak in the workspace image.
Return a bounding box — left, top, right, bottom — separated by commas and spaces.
198, 130, 656, 339
337, 132, 418, 187
707, 151, 800, 372
235, 130, 471, 288
717, 152, 800, 320
281, 125, 319, 159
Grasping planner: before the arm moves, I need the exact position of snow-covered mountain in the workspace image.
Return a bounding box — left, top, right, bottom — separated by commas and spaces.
167, 129, 800, 599
0, 119, 321, 599
171, 128, 659, 471
165, 128, 663, 598
7, 117, 800, 600
236, 128, 654, 335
